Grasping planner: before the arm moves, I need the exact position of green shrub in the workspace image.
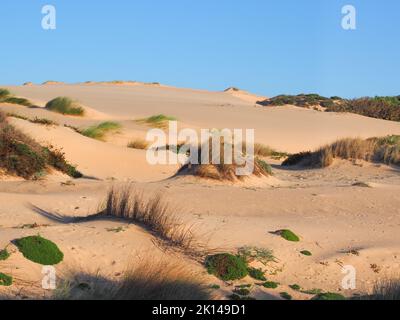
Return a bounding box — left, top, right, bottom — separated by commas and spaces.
289, 284, 301, 291
0, 273, 12, 286
205, 253, 248, 281
45, 97, 85, 116
258, 94, 336, 108
0, 249, 10, 261
247, 267, 266, 281
81, 122, 121, 140
237, 246, 276, 265
300, 250, 312, 256
0, 88, 11, 99
3, 97, 33, 107
262, 281, 279, 289
137, 114, 176, 128
312, 292, 346, 300
233, 288, 250, 296
280, 292, 292, 300
15, 235, 64, 265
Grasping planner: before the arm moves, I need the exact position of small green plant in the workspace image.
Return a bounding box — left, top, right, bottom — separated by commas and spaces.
137, 114, 177, 128
45, 97, 85, 116
237, 246, 276, 265
301, 288, 323, 295
205, 253, 248, 281
15, 235, 64, 265
247, 267, 266, 281
0, 88, 33, 106
300, 250, 312, 256
262, 281, 279, 289
0, 273, 13, 286
312, 292, 346, 300
0, 249, 10, 261
209, 284, 220, 290
81, 122, 121, 140
233, 288, 250, 296
280, 292, 292, 300
289, 284, 301, 291
273, 229, 300, 242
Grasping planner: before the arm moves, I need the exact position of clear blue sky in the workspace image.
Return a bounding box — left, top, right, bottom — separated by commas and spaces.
1, 0, 399, 98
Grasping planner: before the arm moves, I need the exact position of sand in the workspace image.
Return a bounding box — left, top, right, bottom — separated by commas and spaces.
1, 83, 400, 300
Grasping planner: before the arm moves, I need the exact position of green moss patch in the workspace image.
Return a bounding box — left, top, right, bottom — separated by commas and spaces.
0, 249, 10, 261
300, 250, 312, 256
312, 292, 346, 300
15, 235, 64, 265
289, 284, 301, 291
205, 253, 248, 281
0, 273, 13, 286
247, 267, 266, 281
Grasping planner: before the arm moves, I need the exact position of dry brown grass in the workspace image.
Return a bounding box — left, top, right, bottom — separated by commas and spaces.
282, 136, 400, 168
55, 257, 212, 300
102, 185, 208, 259
127, 138, 149, 150
178, 141, 272, 181
355, 278, 400, 300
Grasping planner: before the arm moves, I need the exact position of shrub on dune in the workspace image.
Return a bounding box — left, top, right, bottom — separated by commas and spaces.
127, 138, 149, 150
205, 253, 248, 281
56, 258, 211, 300
178, 141, 273, 182
0, 88, 33, 107
0, 273, 13, 286
45, 97, 85, 116
136, 114, 177, 128
282, 136, 400, 168
15, 235, 64, 265
357, 278, 400, 300
0, 112, 82, 179
81, 122, 121, 140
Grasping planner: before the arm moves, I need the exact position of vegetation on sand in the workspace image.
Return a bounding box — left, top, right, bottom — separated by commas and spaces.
15, 235, 64, 265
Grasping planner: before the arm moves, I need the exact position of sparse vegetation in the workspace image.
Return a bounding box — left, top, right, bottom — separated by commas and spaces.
0, 112, 82, 179
326, 96, 400, 122
257, 94, 337, 109
56, 257, 211, 300
282, 136, 400, 168
312, 292, 346, 300
81, 122, 121, 140
127, 138, 149, 150
136, 114, 176, 128
238, 246, 276, 265
300, 250, 312, 256
254, 143, 288, 159
261, 281, 279, 289
178, 140, 272, 182
0, 249, 10, 261
205, 253, 248, 281
0, 273, 13, 286
0, 88, 34, 107
15, 235, 64, 265
45, 97, 85, 116
289, 284, 301, 291
101, 185, 205, 258
247, 267, 266, 281
233, 288, 250, 296
280, 292, 292, 300
31, 117, 58, 126
357, 278, 400, 300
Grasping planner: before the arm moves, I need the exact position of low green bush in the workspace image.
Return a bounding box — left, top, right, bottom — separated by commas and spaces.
15, 235, 64, 265
0, 249, 10, 261
0, 273, 13, 286
205, 253, 248, 281
45, 97, 85, 116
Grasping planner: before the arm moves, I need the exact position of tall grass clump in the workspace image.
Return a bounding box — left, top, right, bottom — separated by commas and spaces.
0, 88, 33, 107
358, 278, 400, 300
100, 185, 205, 258
45, 97, 85, 116
55, 257, 211, 300
0, 111, 82, 179
136, 114, 177, 128
282, 136, 400, 168
81, 122, 121, 140
178, 140, 272, 182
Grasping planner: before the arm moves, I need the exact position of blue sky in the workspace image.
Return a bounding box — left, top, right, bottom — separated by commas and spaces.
0, 0, 399, 98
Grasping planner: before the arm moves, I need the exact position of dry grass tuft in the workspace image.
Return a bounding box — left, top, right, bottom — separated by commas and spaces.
283, 136, 400, 168
127, 138, 149, 150
56, 257, 212, 300
178, 141, 272, 181
355, 278, 400, 300
101, 185, 208, 259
